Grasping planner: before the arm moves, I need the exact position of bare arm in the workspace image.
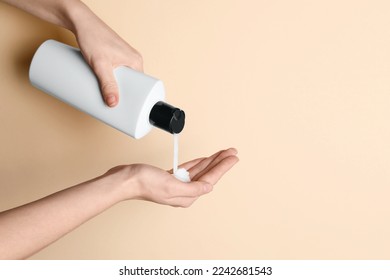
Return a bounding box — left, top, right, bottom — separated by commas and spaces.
0, 173, 124, 259
1, 0, 239, 259
2, 0, 79, 30
2, 0, 143, 107
0, 148, 238, 259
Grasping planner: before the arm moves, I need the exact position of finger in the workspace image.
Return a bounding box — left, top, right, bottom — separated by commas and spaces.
180, 157, 205, 170
92, 59, 119, 107
119, 45, 144, 72
169, 180, 213, 198
191, 148, 238, 181
167, 157, 206, 174
127, 51, 144, 72
188, 150, 225, 178
166, 197, 199, 208
197, 155, 239, 185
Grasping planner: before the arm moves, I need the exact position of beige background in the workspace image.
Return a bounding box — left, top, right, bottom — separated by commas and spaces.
1, 0, 390, 259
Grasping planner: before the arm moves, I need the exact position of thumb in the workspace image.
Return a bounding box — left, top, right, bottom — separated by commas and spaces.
92, 60, 119, 107
177, 180, 213, 197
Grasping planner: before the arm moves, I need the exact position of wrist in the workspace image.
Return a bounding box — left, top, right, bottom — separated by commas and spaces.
60, 0, 96, 34
99, 165, 141, 203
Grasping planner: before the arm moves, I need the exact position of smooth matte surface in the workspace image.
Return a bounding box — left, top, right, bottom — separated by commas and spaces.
30, 40, 165, 139
1, 0, 390, 259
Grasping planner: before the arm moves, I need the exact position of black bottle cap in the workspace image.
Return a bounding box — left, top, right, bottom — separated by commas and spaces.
149, 101, 185, 134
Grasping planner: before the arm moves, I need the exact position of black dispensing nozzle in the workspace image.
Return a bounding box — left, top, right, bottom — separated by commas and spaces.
149, 101, 185, 134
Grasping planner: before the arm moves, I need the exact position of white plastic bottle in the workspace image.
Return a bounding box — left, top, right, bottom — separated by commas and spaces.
29, 39, 185, 139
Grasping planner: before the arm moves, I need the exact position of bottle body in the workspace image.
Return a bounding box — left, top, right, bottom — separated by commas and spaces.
29, 40, 165, 139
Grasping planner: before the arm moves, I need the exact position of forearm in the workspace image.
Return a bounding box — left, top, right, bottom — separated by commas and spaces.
0, 172, 127, 259
0, 149, 237, 259
1, 0, 92, 32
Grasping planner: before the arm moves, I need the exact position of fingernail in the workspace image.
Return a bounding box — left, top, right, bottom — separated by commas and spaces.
106, 95, 117, 107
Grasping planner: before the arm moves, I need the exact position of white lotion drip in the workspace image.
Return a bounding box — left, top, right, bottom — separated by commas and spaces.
173, 133, 179, 174
173, 133, 191, 182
